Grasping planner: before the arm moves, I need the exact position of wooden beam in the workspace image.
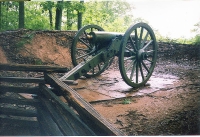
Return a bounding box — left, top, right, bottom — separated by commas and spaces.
39, 84, 96, 136
0, 77, 44, 83
37, 105, 64, 136
0, 107, 37, 117
0, 116, 39, 128
0, 86, 39, 94
0, 63, 69, 73
44, 73, 125, 136
39, 97, 79, 135
0, 97, 39, 106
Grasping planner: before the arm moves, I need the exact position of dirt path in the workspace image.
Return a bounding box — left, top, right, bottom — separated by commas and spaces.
67, 55, 199, 135
91, 68, 199, 135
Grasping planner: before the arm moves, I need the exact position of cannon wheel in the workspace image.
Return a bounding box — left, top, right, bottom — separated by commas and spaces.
71, 25, 111, 78
119, 23, 158, 87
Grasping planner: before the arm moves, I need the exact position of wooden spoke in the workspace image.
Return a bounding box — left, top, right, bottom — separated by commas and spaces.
130, 61, 136, 80
79, 38, 91, 49
139, 62, 145, 81
143, 40, 153, 50
138, 27, 144, 49
142, 61, 150, 74
134, 29, 138, 50
129, 36, 137, 51
126, 59, 135, 72
141, 32, 149, 48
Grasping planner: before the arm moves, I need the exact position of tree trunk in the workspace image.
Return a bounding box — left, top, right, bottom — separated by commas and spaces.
55, 1, 63, 30
77, 0, 84, 30
77, 11, 82, 30
67, 1, 72, 30
6, 2, 8, 28
0, 2, 2, 30
19, 1, 24, 29
49, 9, 53, 29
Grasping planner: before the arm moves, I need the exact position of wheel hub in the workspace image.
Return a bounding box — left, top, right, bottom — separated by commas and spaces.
137, 49, 147, 61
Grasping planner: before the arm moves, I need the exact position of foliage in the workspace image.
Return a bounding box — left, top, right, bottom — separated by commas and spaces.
0, 1, 133, 32
155, 20, 200, 46
156, 33, 200, 46
191, 35, 200, 46
192, 21, 200, 34
25, 2, 50, 30
122, 98, 131, 104
82, 0, 133, 32
16, 32, 35, 51
1, 1, 199, 46
191, 21, 200, 45
0, 1, 19, 31
34, 59, 43, 65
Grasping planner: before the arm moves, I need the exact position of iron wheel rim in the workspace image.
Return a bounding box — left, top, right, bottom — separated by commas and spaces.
71, 24, 110, 78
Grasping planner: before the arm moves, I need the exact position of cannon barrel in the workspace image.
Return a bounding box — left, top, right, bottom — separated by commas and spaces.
87, 31, 124, 44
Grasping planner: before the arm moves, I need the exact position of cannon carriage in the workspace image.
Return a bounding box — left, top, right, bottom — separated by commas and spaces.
61, 22, 158, 88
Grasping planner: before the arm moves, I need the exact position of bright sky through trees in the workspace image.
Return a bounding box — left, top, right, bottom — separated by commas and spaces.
128, 0, 200, 39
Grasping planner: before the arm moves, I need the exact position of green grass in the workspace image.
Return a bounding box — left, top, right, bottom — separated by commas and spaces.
16, 32, 35, 50
122, 98, 131, 104
35, 59, 43, 65
155, 33, 200, 46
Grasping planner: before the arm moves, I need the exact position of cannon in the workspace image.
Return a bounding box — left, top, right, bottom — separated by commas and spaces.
60, 23, 158, 88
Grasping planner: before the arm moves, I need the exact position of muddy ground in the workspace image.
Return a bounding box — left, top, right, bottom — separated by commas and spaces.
0, 30, 200, 135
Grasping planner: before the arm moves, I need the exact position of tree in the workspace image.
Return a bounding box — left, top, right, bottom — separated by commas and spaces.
18, 1, 24, 28
65, 1, 73, 30
192, 21, 200, 45
55, 0, 63, 30
0, 2, 19, 31
0, 0, 133, 32
41, 1, 54, 29
25, 2, 49, 30
77, 0, 84, 30
0, 2, 2, 30
83, 0, 133, 32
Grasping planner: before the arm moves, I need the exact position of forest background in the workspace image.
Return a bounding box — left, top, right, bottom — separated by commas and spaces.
0, 1, 135, 32
0, 0, 199, 44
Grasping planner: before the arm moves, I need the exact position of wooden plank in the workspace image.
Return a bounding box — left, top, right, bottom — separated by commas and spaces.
0, 96, 39, 106
0, 107, 37, 117
0, 116, 39, 128
0, 77, 44, 83
0, 86, 39, 94
39, 96, 78, 135
0, 63, 69, 73
37, 105, 64, 136
44, 73, 125, 136
39, 84, 96, 136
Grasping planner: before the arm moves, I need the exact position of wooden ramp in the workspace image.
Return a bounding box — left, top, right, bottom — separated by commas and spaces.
0, 64, 125, 136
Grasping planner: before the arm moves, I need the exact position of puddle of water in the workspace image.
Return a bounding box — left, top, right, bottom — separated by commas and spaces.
69, 70, 179, 102
148, 75, 178, 89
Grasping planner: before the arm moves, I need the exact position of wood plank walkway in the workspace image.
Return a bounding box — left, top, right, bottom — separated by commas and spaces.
0, 64, 125, 136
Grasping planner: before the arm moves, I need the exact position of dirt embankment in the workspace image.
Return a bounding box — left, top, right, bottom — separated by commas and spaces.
0, 30, 75, 68
0, 30, 200, 135
0, 30, 199, 69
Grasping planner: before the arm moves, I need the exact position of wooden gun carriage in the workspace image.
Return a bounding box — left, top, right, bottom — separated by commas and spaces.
61, 22, 158, 87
